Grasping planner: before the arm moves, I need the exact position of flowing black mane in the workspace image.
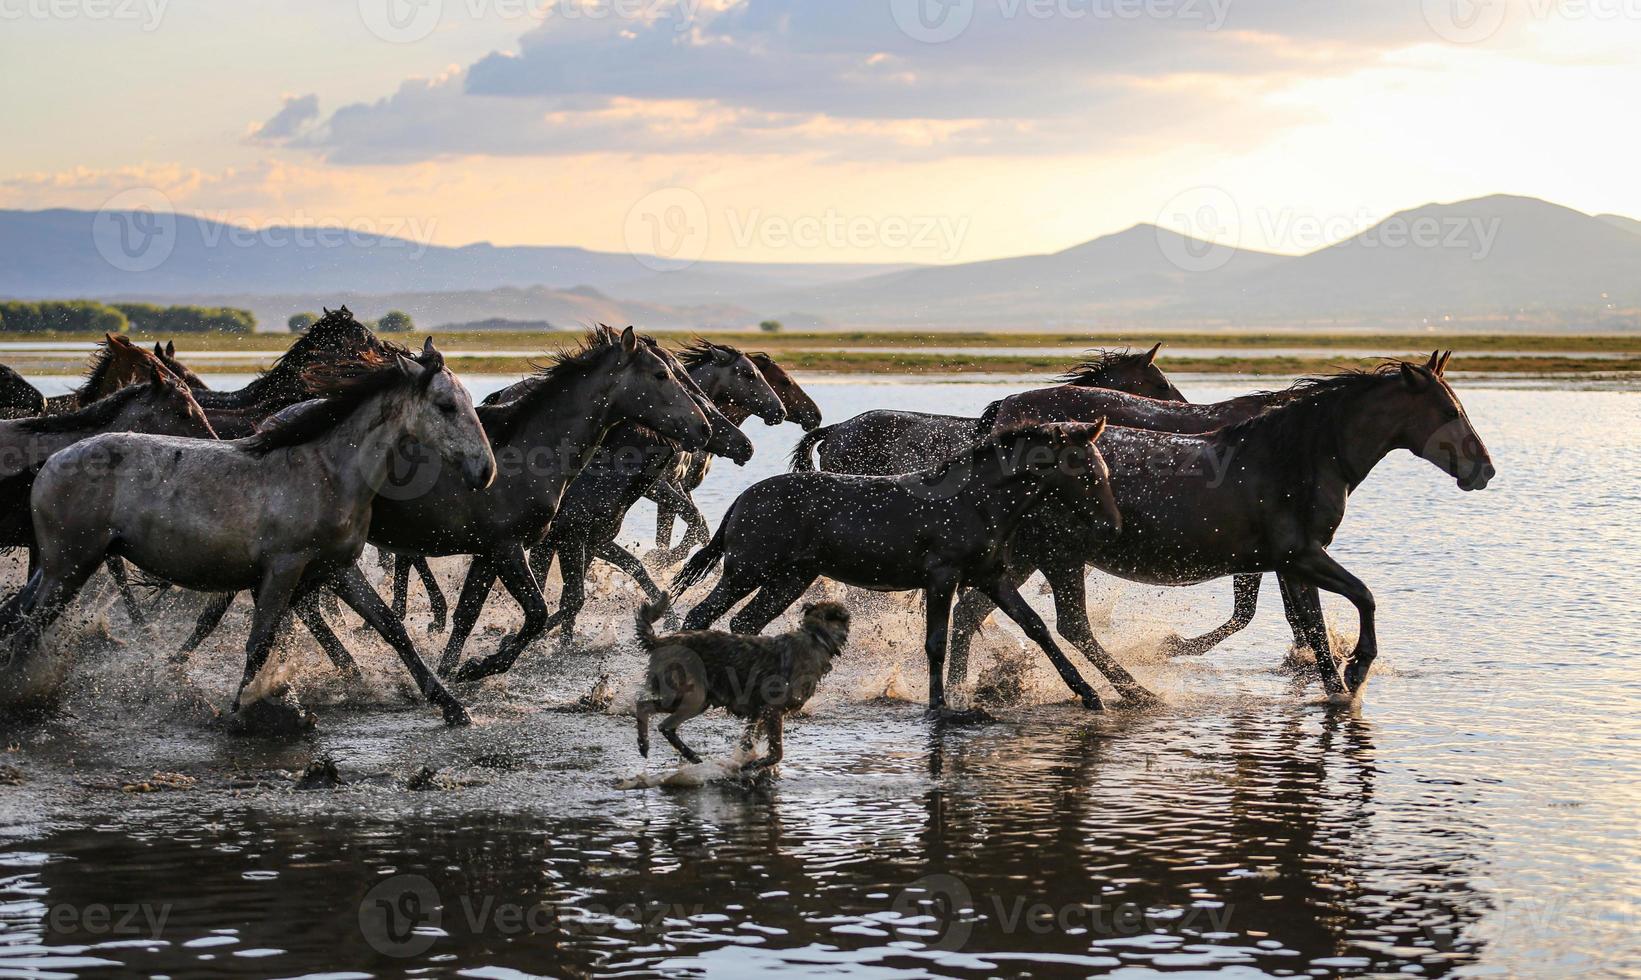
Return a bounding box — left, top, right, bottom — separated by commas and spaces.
15, 382, 149, 434
1219, 364, 1407, 506
1058, 349, 1151, 386
678, 339, 744, 372
241, 347, 430, 456
480, 325, 631, 442
196, 306, 408, 411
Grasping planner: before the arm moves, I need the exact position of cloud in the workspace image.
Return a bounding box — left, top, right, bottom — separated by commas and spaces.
250, 93, 321, 143
261, 0, 1488, 164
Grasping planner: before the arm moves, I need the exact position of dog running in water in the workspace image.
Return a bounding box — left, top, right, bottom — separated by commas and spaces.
634, 596, 851, 771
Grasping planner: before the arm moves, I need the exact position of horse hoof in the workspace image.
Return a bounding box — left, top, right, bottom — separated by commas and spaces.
1120, 688, 1162, 709
924, 705, 996, 725
1079, 694, 1106, 712
441, 703, 472, 727
1159, 634, 1197, 658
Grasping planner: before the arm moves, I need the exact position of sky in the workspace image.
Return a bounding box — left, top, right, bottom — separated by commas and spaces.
2, 0, 1639, 264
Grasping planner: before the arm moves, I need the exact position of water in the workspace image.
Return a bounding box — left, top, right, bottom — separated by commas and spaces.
2, 376, 1638, 978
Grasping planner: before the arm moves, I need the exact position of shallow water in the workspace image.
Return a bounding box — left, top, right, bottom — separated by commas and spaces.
2, 376, 1638, 978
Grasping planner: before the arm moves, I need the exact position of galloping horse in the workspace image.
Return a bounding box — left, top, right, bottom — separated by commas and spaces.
945, 356, 1496, 699
674, 421, 1123, 716
788, 345, 1182, 476
650, 343, 820, 558
7, 340, 494, 724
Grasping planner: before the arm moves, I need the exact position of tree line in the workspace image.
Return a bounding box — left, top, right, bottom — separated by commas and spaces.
0, 301, 255, 334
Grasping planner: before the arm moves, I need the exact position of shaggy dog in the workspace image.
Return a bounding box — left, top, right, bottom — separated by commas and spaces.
634, 597, 850, 770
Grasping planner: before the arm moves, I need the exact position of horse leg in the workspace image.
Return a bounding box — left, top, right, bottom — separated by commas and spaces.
390, 556, 412, 621
174, 592, 236, 663
412, 558, 447, 634
232, 562, 306, 713
104, 557, 149, 630
436, 556, 495, 676
1040, 559, 1158, 706
1276, 573, 1345, 694
554, 539, 589, 645
291, 589, 364, 680
921, 574, 961, 714
1285, 549, 1377, 692
979, 579, 1103, 710
6, 552, 103, 661
1275, 573, 1317, 652
728, 574, 817, 635
651, 479, 702, 563
681, 570, 760, 631
1166, 573, 1262, 657
594, 541, 668, 605
946, 586, 1000, 691
450, 547, 556, 683
328, 563, 469, 726
653, 489, 678, 551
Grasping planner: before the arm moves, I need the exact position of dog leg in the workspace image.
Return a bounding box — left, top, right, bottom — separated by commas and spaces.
636, 696, 658, 758
744, 709, 783, 770
659, 685, 708, 764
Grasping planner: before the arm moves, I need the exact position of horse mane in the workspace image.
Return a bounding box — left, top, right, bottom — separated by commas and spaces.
78, 337, 143, 396
1058, 349, 1149, 386
217, 307, 409, 409
14, 383, 148, 434
678, 338, 743, 371
479, 325, 632, 442
1218, 363, 1407, 502
240, 346, 430, 456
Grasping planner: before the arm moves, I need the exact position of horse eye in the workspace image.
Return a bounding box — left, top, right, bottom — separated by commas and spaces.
655, 371, 667, 381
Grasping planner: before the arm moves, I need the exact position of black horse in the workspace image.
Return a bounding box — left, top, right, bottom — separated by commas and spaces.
673, 421, 1123, 715
0, 365, 45, 420
651, 346, 823, 559
945, 357, 1496, 699
788, 345, 1181, 475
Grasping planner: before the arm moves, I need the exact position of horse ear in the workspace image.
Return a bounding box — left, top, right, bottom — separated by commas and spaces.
1437, 350, 1453, 376
166, 341, 176, 358
323, 306, 332, 316
396, 353, 426, 382
1400, 362, 1430, 391
1145, 342, 1161, 365
145, 361, 166, 386
153, 342, 164, 357
619, 325, 639, 359
1424, 350, 1441, 372
1085, 417, 1107, 443
422, 336, 436, 356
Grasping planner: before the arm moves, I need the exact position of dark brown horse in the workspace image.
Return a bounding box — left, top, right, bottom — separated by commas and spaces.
0, 365, 45, 420
673, 421, 1123, 716
41, 334, 171, 414
946, 356, 1495, 700
787, 345, 1181, 476
652, 347, 823, 556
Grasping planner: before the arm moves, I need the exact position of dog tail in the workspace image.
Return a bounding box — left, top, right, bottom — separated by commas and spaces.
670, 511, 730, 594
788, 424, 831, 472
635, 595, 670, 650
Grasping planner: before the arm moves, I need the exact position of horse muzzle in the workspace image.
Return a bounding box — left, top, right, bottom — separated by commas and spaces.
462, 455, 497, 490
1459, 461, 1496, 491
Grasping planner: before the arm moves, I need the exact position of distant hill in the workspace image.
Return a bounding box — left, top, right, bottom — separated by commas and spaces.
5, 196, 1639, 332
0, 208, 905, 308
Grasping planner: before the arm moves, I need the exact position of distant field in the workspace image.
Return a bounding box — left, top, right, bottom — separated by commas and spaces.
3, 329, 1640, 377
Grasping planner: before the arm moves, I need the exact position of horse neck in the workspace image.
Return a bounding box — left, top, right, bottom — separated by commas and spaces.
193, 370, 280, 410
955, 445, 1055, 529
307, 391, 412, 508
503, 368, 625, 493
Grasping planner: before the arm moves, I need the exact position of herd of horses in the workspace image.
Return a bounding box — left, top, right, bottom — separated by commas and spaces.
0, 308, 1496, 729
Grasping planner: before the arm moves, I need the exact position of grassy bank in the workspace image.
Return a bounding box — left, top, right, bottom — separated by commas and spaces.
4, 330, 1639, 377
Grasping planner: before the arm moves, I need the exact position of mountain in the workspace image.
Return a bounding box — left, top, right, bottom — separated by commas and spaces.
1598, 213, 1641, 237
0, 209, 905, 306
752, 224, 1293, 327
1213, 195, 1641, 324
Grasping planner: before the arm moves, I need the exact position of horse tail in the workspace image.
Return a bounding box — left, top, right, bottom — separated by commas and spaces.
788, 425, 832, 472
975, 400, 1003, 437
671, 514, 730, 594
635, 594, 670, 650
